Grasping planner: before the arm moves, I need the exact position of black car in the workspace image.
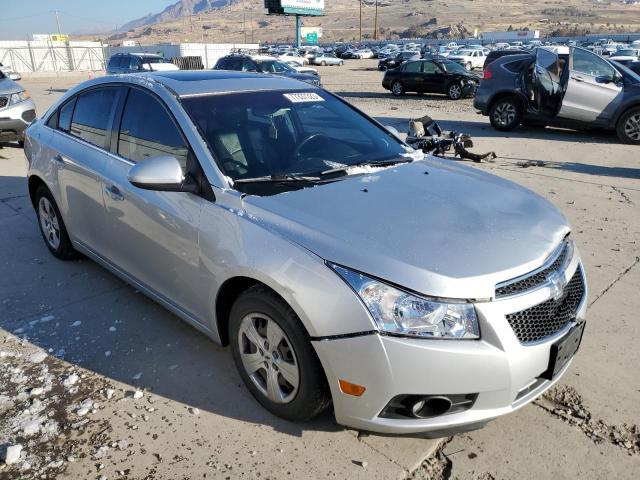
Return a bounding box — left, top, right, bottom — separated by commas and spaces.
626, 60, 640, 76
213, 54, 320, 86
378, 51, 421, 71
483, 49, 530, 70
382, 58, 480, 99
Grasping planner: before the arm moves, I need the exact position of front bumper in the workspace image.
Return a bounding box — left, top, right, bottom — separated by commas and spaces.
0, 98, 36, 142
313, 257, 587, 434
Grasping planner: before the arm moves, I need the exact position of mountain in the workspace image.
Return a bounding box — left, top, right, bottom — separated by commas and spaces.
101, 0, 640, 44
120, 0, 234, 32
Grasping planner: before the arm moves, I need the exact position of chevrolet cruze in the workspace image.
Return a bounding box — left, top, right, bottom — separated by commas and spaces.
24, 71, 587, 434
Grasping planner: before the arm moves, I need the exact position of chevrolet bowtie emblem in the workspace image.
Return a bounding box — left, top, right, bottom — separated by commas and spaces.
548, 271, 567, 301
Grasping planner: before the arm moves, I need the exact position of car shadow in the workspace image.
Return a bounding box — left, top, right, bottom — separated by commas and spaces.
0, 174, 342, 438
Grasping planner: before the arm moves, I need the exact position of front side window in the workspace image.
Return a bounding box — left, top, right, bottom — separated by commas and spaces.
181, 90, 406, 183
422, 61, 439, 74
69, 88, 116, 148
118, 88, 189, 167
572, 48, 616, 80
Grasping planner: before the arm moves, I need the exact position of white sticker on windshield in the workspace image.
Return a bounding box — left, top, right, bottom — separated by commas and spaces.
283, 92, 325, 103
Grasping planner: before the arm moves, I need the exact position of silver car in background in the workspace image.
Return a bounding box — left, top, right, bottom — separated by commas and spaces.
24, 71, 587, 435
0, 69, 36, 146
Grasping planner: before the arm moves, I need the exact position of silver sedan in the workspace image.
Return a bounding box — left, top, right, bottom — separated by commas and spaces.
25, 71, 587, 434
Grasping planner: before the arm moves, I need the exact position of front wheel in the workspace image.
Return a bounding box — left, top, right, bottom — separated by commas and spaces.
229, 286, 331, 422
448, 82, 463, 100
489, 97, 522, 131
391, 81, 405, 96
616, 107, 640, 144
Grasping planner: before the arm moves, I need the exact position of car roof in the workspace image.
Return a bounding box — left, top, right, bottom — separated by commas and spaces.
119, 70, 315, 97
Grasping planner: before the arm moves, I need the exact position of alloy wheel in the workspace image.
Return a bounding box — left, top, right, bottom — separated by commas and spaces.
493, 102, 517, 127
38, 197, 61, 249
624, 113, 640, 141
449, 84, 462, 99
238, 313, 300, 404
392, 81, 403, 95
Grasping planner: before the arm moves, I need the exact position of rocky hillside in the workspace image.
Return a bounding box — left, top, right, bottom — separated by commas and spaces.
98, 0, 640, 44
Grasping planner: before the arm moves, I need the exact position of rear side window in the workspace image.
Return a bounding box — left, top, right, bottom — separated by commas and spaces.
117, 88, 189, 167
503, 59, 530, 73
108, 56, 122, 68
403, 61, 421, 73
58, 97, 76, 133
69, 87, 117, 148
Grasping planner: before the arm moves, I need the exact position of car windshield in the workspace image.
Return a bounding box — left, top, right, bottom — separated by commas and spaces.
141, 57, 169, 64
615, 49, 637, 56
440, 60, 467, 73
256, 60, 294, 73
181, 89, 407, 191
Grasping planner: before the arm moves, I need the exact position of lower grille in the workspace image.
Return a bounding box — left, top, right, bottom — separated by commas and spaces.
506, 266, 585, 344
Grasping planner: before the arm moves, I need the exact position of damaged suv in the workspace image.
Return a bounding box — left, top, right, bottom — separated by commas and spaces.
25, 71, 587, 435
475, 47, 640, 144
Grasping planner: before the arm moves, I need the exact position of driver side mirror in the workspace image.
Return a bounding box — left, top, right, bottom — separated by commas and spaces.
128, 155, 198, 194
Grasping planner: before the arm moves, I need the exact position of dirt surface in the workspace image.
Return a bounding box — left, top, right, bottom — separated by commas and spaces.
2, 60, 640, 479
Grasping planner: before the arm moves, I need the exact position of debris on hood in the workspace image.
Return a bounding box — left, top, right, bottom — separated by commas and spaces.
406, 115, 497, 163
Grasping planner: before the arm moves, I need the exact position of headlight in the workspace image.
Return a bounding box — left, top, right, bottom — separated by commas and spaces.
9, 90, 30, 106
330, 264, 479, 339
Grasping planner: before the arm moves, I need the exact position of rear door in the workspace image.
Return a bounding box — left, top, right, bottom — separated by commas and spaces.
401, 61, 422, 91
534, 48, 564, 117
48, 86, 120, 251
559, 47, 623, 123
101, 86, 204, 317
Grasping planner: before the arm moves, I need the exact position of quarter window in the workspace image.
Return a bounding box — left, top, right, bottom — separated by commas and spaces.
58, 97, 76, 133
117, 88, 189, 167
69, 88, 117, 148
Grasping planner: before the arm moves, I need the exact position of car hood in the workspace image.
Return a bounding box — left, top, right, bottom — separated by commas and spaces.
242, 158, 569, 299
276, 72, 317, 82
0, 76, 22, 95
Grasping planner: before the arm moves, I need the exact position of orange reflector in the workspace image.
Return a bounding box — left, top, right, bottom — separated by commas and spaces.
339, 380, 366, 397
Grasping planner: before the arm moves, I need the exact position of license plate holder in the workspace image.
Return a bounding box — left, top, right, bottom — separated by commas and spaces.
541, 321, 585, 380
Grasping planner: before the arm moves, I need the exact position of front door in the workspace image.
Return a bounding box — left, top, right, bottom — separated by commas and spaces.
421, 60, 444, 93
101, 86, 204, 319
559, 48, 623, 123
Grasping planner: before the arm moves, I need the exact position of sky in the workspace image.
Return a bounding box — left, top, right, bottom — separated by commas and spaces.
0, 0, 173, 40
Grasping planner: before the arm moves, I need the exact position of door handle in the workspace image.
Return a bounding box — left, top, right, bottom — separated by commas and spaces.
52, 154, 65, 167
105, 185, 124, 201
571, 76, 584, 82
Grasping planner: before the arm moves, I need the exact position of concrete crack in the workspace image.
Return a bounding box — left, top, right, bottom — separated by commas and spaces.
589, 256, 640, 308
534, 385, 639, 456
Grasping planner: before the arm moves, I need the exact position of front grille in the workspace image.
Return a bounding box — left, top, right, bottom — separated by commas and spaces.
496, 241, 570, 298
0, 96, 8, 109
506, 266, 585, 344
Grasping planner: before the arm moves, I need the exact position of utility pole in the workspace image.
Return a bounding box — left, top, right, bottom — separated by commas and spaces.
374, 0, 378, 40
359, 0, 362, 42
54, 10, 62, 35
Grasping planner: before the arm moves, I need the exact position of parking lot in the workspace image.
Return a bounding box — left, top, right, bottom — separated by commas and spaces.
1, 60, 639, 479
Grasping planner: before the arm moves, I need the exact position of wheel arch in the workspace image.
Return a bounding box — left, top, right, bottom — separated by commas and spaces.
612, 101, 640, 129
487, 91, 527, 114
28, 175, 48, 209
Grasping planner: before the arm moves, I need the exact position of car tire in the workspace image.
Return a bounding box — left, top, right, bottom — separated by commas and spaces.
35, 185, 78, 260
465, 62, 472, 71
229, 285, 331, 422
321, 61, 326, 66
489, 97, 522, 131
391, 81, 405, 96
448, 82, 463, 100
616, 107, 640, 144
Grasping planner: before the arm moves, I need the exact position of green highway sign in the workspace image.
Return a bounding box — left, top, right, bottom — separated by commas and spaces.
305, 32, 318, 44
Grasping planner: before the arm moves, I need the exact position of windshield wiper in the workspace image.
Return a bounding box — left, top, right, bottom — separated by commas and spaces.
320, 157, 413, 176
233, 174, 323, 184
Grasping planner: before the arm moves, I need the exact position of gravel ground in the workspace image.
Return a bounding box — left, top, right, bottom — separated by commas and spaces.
1, 60, 639, 479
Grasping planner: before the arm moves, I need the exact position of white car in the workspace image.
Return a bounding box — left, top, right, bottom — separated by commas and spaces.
278, 52, 307, 66
285, 61, 319, 75
447, 49, 486, 70
609, 48, 640, 65
352, 48, 375, 59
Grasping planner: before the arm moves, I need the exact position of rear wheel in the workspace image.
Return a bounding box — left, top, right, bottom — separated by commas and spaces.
616, 107, 640, 144
35, 186, 77, 260
229, 286, 331, 422
489, 97, 522, 131
391, 81, 405, 96
448, 82, 463, 100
